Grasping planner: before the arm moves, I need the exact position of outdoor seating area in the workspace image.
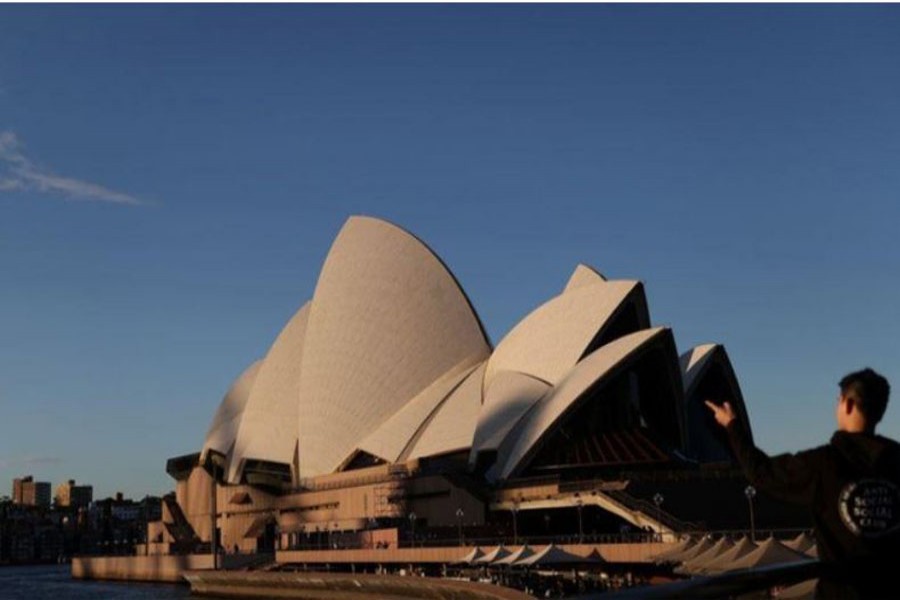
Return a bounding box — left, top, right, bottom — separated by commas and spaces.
275, 542, 650, 597
447, 543, 645, 597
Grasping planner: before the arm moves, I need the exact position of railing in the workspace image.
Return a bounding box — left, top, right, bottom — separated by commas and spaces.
282, 533, 659, 552
294, 467, 409, 493
591, 560, 821, 599
558, 479, 628, 493
602, 489, 698, 532
281, 528, 810, 552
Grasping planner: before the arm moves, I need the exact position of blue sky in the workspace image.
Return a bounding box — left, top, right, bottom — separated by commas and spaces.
1, 5, 899, 499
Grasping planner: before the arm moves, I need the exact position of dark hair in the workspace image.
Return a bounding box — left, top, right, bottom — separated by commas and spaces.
839, 368, 891, 425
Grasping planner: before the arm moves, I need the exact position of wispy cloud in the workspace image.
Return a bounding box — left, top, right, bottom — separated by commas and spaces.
0, 131, 145, 206
0, 456, 64, 470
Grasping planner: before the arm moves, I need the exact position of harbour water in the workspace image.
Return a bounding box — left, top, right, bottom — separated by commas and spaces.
0, 565, 192, 600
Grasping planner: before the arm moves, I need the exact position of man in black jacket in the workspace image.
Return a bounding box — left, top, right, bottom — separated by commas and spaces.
706, 368, 900, 599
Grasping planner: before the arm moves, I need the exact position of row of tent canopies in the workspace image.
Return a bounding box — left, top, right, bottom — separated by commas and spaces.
455, 544, 602, 568
653, 532, 817, 576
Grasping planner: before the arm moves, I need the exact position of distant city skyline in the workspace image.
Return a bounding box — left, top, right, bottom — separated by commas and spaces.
1, 5, 899, 498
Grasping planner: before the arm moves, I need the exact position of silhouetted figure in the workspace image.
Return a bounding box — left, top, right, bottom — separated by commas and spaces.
707, 368, 900, 599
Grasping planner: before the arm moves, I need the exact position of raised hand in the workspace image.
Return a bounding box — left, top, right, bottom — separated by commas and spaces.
704, 400, 736, 428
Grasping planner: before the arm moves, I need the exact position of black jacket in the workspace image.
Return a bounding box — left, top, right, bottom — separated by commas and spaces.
727, 423, 900, 599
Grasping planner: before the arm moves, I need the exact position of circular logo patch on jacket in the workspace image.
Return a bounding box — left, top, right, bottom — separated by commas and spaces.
838, 479, 900, 538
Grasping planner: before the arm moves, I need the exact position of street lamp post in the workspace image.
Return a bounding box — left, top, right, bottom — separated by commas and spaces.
511, 501, 520, 545
409, 512, 417, 548
575, 496, 584, 543
205, 453, 227, 571
455, 508, 464, 546
744, 485, 757, 542
211, 473, 217, 569
653, 493, 664, 541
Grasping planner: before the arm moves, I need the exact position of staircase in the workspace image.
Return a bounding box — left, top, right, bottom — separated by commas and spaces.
602, 488, 698, 533
162, 494, 200, 551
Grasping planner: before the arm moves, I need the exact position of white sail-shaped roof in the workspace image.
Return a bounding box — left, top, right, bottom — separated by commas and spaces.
680, 343, 753, 459
470, 370, 551, 463
494, 327, 674, 480
483, 279, 646, 392
680, 344, 718, 394
228, 302, 310, 483
356, 358, 481, 464
404, 362, 487, 461
562, 263, 606, 293
201, 359, 263, 461
295, 216, 491, 477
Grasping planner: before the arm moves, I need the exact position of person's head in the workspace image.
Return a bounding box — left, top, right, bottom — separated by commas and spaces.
835, 368, 891, 433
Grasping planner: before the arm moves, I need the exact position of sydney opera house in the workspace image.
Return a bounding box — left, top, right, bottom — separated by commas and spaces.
148, 216, 777, 556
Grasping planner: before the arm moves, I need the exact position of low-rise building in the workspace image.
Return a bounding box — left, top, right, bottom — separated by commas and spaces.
12, 476, 51, 508
55, 480, 93, 509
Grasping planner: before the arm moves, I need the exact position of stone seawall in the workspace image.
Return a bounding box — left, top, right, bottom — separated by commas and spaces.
71, 553, 263, 583
72, 554, 211, 583
184, 570, 532, 600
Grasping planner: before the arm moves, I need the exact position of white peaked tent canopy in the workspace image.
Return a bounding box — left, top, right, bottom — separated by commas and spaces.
294, 216, 491, 477
454, 547, 485, 565
668, 536, 716, 565
697, 536, 758, 574
475, 545, 511, 564
492, 545, 535, 566
676, 537, 735, 574
201, 359, 263, 463
784, 532, 816, 554
515, 544, 597, 567
726, 538, 812, 571
584, 548, 605, 563
653, 536, 697, 563
779, 579, 818, 600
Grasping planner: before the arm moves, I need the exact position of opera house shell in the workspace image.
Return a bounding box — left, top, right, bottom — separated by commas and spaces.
154, 216, 752, 554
